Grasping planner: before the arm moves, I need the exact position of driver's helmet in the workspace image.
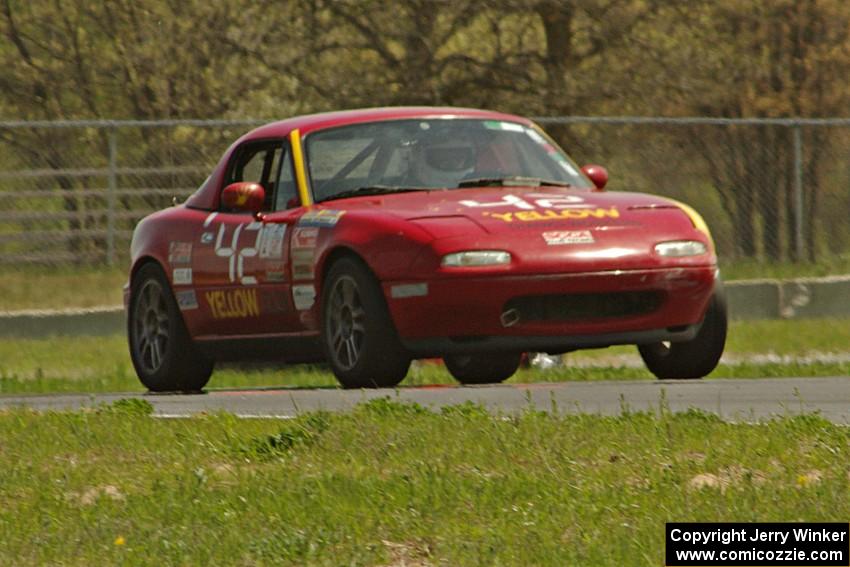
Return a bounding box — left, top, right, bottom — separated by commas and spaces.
411, 134, 476, 188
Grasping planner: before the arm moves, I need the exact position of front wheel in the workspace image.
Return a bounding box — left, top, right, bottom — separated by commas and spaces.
128, 263, 213, 392
444, 352, 522, 385
321, 257, 411, 388
638, 284, 727, 380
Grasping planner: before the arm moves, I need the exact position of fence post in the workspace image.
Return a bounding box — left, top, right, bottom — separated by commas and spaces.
106, 126, 117, 266
792, 123, 804, 262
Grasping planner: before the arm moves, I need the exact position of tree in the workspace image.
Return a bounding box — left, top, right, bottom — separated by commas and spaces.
0, 0, 288, 261
649, 0, 850, 261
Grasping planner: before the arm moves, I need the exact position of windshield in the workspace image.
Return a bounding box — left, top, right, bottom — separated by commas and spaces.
305, 118, 592, 202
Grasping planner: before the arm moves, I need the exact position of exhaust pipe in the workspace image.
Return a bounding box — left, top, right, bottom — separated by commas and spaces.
500, 308, 520, 328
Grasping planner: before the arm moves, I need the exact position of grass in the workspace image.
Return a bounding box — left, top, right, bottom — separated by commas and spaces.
0, 319, 848, 394
719, 257, 850, 281
1, 399, 848, 565
1, 259, 850, 311
0, 265, 126, 311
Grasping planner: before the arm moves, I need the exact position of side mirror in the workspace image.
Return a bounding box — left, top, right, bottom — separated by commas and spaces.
581, 164, 608, 190
222, 182, 265, 213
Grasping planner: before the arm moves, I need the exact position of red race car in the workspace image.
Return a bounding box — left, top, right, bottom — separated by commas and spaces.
126, 107, 726, 390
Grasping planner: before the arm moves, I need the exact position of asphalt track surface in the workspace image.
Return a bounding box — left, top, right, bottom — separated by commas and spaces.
2, 377, 850, 422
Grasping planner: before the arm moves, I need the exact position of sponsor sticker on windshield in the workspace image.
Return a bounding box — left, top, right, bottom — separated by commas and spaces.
527, 129, 546, 143
542, 230, 595, 245
482, 121, 525, 132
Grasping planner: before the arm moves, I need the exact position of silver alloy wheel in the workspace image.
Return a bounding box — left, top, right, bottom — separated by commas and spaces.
327, 275, 366, 371
133, 279, 170, 373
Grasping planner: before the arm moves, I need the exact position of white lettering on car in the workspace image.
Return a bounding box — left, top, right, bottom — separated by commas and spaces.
213, 221, 283, 285
237, 222, 262, 285
214, 223, 239, 283
459, 194, 536, 210
459, 194, 591, 210
531, 195, 590, 209
203, 212, 218, 228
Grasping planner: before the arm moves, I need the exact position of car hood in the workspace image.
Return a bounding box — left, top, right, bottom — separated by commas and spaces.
329, 186, 713, 272
331, 186, 687, 234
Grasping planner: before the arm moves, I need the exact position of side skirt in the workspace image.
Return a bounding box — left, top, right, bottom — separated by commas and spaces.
195, 333, 324, 364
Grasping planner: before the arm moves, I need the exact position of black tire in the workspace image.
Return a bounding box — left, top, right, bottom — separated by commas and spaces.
321, 257, 411, 388
444, 352, 522, 385
128, 263, 213, 392
638, 283, 728, 380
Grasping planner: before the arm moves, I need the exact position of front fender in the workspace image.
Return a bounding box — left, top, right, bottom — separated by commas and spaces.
129, 212, 171, 279
313, 212, 435, 284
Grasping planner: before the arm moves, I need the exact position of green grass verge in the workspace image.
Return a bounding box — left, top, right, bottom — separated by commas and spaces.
1, 260, 849, 311
0, 265, 126, 311
1, 399, 848, 565
0, 319, 848, 394
719, 257, 850, 280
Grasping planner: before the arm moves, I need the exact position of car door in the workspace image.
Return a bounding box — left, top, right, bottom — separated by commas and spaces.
191, 139, 303, 337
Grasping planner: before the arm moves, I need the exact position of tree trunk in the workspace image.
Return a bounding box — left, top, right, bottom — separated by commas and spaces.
535, 2, 576, 149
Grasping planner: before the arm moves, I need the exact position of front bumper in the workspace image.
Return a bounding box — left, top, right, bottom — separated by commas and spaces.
383, 266, 716, 355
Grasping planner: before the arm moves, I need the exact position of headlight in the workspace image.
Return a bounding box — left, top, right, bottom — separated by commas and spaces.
654, 240, 707, 257
441, 250, 511, 267
661, 197, 716, 252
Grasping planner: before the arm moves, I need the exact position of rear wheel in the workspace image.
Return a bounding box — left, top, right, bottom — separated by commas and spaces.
444, 352, 522, 385
321, 257, 411, 388
128, 263, 213, 392
638, 284, 727, 380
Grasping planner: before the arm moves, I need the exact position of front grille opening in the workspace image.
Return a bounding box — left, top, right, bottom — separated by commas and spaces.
504, 291, 663, 323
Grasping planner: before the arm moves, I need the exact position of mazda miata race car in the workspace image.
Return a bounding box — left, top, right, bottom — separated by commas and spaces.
126, 107, 726, 390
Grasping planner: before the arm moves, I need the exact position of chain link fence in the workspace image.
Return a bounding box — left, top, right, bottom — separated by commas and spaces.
1, 117, 848, 268
544, 117, 850, 265
0, 119, 263, 266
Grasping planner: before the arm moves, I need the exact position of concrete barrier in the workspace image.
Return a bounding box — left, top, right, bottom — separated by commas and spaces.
724, 279, 783, 320
0, 275, 848, 338
725, 275, 850, 320
777, 275, 850, 319
0, 306, 124, 339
